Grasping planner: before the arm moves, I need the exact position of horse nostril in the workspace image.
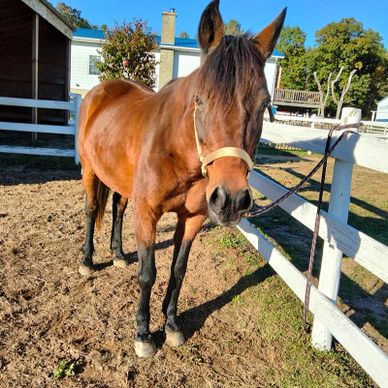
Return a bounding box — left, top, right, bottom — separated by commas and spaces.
237, 189, 252, 212
209, 186, 229, 211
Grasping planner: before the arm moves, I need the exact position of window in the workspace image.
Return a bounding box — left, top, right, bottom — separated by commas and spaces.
89, 55, 101, 75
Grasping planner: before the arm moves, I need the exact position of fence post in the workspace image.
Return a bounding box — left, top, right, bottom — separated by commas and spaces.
72, 93, 82, 164
311, 107, 361, 350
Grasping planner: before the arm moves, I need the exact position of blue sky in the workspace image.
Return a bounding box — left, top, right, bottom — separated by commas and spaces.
56, 0, 388, 48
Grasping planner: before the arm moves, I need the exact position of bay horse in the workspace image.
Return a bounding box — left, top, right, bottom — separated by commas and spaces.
77, 0, 286, 357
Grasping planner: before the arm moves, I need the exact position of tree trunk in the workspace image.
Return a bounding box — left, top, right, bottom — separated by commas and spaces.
335, 69, 357, 119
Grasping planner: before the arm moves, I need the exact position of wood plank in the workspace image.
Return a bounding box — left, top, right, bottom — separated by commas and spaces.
0, 97, 73, 110
261, 122, 388, 173
0, 121, 75, 135
0, 145, 75, 157
32, 13, 39, 141
20, 0, 72, 39
249, 171, 388, 283
237, 219, 388, 388
311, 108, 361, 350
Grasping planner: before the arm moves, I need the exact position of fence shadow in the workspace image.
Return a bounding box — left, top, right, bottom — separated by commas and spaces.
0, 154, 81, 186
180, 264, 275, 340
251, 206, 388, 340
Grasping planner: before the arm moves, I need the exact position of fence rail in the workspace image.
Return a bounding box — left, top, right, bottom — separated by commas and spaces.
273, 88, 321, 108
239, 107, 388, 387
0, 94, 82, 163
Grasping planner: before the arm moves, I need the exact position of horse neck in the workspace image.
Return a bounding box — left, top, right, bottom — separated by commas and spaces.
154, 72, 200, 174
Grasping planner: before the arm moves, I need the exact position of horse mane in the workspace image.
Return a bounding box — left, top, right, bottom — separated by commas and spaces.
196, 34, 266, 112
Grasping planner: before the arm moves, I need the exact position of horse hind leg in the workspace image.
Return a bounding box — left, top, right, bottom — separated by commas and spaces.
79, 164, 109, 276
110, 192, 128, 268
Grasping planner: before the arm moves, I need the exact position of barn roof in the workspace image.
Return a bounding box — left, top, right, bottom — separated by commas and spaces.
73, 28, 284, 57
21, 0, 73, 39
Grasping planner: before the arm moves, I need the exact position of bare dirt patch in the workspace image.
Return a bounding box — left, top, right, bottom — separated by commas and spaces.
0, 157, 378, 387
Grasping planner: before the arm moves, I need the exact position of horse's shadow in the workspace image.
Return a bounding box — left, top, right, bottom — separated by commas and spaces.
179, 264, 275, 340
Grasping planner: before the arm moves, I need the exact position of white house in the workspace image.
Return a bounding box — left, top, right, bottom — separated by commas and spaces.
375, 96, 388, 122
70, 9, 283, 97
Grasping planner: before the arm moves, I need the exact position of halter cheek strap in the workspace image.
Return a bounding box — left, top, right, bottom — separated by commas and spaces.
193, 104, 254, 177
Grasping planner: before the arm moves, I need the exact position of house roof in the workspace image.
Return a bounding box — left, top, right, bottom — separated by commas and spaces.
73, 28, 199, 49
73, 28, 285, 57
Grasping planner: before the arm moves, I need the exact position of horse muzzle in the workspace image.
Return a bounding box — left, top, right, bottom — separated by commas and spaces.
207, 185, 253, 226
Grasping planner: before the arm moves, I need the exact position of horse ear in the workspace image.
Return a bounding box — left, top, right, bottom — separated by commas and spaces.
252, 8, 287, 59
198, 0, 224, 54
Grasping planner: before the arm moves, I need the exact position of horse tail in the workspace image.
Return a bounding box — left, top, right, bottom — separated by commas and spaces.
95, 178, 110, 230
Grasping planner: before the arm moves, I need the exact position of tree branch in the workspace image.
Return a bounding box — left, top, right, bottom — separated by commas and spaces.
331, 66, 344, 105
336, 69, 357, 119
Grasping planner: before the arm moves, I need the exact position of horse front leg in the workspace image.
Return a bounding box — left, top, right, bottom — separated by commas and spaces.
163, 213, 206, 347
133, 202, 160, 358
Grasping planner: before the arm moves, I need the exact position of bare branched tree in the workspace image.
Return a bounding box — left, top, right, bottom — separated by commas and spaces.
331, 66, 357, 119
314, 71, 332, 117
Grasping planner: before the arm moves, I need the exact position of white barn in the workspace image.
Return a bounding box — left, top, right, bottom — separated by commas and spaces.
70, 9, 283, 97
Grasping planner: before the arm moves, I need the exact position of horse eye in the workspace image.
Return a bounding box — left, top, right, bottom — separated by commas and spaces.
194, 95, 203, 106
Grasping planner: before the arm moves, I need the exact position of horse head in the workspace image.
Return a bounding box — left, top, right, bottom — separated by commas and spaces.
193, 0, 286, 226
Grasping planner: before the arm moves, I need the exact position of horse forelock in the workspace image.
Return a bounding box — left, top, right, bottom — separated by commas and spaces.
196, 34, 267, 113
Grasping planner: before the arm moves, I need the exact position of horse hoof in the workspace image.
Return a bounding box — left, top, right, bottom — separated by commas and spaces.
78, 264, 93, 277
134, 340, 157, 358
113, 259, 128, 268
165, 328, 186, 347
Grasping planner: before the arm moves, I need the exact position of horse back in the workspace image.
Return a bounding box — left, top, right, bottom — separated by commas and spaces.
78, 79, 154, 197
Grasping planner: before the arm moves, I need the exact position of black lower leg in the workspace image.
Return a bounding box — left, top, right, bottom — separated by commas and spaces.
136, 245, 156, 342
82, 207, 96, 268
163, 240, 192, 332
110, 192, 127, 259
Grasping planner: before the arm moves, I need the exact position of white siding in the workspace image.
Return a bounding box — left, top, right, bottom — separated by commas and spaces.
376, 96, 388, 121
173, 51, 201, 78
71, 41, 102, 92
264, 58, 277, 99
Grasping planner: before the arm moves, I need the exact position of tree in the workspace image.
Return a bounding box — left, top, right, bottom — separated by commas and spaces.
179, 31, 189, 38
314, 71, 332, 117
307, 18, 387, 116
224, 19, 244, 36
276, 26, 308, 90
330, 66, 357, 119
96, 19, 158, 88
56, 2, 97, 29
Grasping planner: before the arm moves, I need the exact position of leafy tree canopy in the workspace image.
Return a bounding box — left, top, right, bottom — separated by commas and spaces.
56, 2, 97, 29
276, 26, 308, 90
96, 19, 158, 88
224, 19, 244, 36
276, 19, 387, 116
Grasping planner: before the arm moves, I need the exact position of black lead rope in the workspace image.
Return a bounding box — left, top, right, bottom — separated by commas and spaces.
244, 122, 360, 329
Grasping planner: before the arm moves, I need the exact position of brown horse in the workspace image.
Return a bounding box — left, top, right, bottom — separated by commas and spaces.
77, 0, 286, 357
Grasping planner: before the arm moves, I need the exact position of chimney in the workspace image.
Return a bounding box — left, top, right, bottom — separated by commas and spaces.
159, 9, 177, 89
161, 9, 176, 45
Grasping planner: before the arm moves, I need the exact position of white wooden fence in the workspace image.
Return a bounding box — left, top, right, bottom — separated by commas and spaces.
0, 94, 82, 163
272, 112, 388, 137
239, 108, 388, 387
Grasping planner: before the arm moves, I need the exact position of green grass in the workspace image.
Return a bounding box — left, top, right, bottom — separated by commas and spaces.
211, 226, 374, 387
52, 359, 76, 380
206, 148, 387, 386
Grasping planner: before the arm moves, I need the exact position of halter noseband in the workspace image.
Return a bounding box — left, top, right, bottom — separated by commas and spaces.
193, 103, 254, 177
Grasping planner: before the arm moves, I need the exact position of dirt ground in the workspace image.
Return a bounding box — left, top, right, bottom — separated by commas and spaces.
0, 155, 383, 387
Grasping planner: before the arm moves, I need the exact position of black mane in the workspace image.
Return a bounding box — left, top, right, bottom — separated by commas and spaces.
196, 34, 267, 111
